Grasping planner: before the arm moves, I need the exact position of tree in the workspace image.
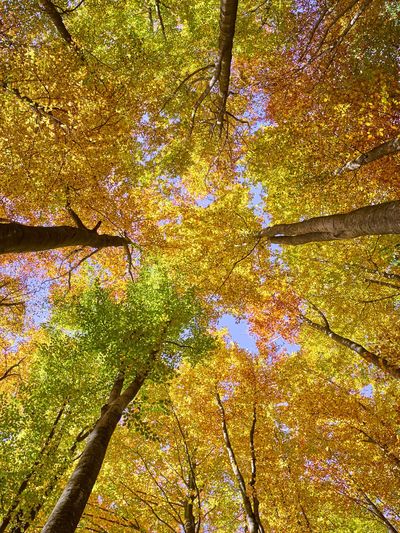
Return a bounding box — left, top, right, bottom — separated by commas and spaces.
216, 394, 265, 533
0, 267, 211, 532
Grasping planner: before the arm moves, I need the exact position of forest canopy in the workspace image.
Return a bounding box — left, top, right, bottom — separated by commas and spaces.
0, 0, 399, 531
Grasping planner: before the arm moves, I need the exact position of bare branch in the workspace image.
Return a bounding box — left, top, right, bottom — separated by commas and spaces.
0, 357, 25, 382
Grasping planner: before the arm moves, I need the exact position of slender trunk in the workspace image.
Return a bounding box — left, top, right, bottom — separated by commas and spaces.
260, 201, 400, 245
1, 81, 64, 126
0, 357, 25, 382
41, 372, 147, 533
216, 0, 239, 125
0, 404, 66, 533
172, 408, 201, 533
334, 135, 400, 175
353, 426, 400, 470
302, 316, 400, 379
10, 426, 91, 532
366, 278, 400, 290
381, 271, 400, 282
184, 470, 196, 533
0, 222, 128, 254
361, 492, 399, 533
249, 405, 265, 533
216, 393, 259, 533
155, 0, 166, 39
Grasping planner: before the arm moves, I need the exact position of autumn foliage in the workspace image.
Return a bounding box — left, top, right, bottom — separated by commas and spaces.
1, 0, 400, 531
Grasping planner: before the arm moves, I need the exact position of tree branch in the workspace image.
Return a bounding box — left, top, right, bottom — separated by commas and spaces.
334, 135, 400, 176
301, 314, 400, 379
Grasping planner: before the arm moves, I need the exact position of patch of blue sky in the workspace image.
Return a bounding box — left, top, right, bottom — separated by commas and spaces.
359, 384, 374, 398
24, 275, 53, 328
2, 331, 26, 353
241, 91, 277, 134
156, 214, 183, 227
195, 194, 215, 207
275, 420, 291, 434
269, 242, 289, 269
236, 168, 271, 225
247, 182, 271, 225
272, 334, 300, 355
217, 313, 258, 354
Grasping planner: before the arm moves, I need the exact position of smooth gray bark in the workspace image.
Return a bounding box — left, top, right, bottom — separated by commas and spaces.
41, 372, 147, 533
334, 135, 400, 175
260, 201, 400, 245
216, 0, 239, 124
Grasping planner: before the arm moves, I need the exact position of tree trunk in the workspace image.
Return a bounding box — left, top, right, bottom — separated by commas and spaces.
303, 316, 400, 379
9, 426, 91, 533
260, 201, 400, 245
0, 222, 128, 254
41, 372, 147, 533
216, 0, 239, 125
1, 81, 64, 125
361, 492, 399, 533
38, 0, 82, 57
365, 278, 400, 290
334, 135, 400, 175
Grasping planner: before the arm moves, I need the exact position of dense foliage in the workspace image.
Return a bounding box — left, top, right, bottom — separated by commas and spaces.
0, 0, 399, 531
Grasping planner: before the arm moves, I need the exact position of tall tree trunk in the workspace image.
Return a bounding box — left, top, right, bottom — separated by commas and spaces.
260, 201, 400, 245
41, 371, 148, 533
361, 492, 399, 533
334, 134, 400, 175
249, 405, 265, 533
352, 425, 400, 470
302, 315, 400, 379
1, 81, 64, 126
365, 278, 400, 290
9, 427, 91, 533
0, 222, 128, 254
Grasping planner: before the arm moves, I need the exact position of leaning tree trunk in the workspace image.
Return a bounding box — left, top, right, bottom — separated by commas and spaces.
39, 0, 82, 56
302, 316, 400, 379
9, 426, 90, 533
183, 470, 197, 533
260, 200, 400, 245
0, 222, 128, 254
41, 372, 147, 533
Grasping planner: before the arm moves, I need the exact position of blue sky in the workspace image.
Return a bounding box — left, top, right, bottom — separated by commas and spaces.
217, 313, 300, 356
